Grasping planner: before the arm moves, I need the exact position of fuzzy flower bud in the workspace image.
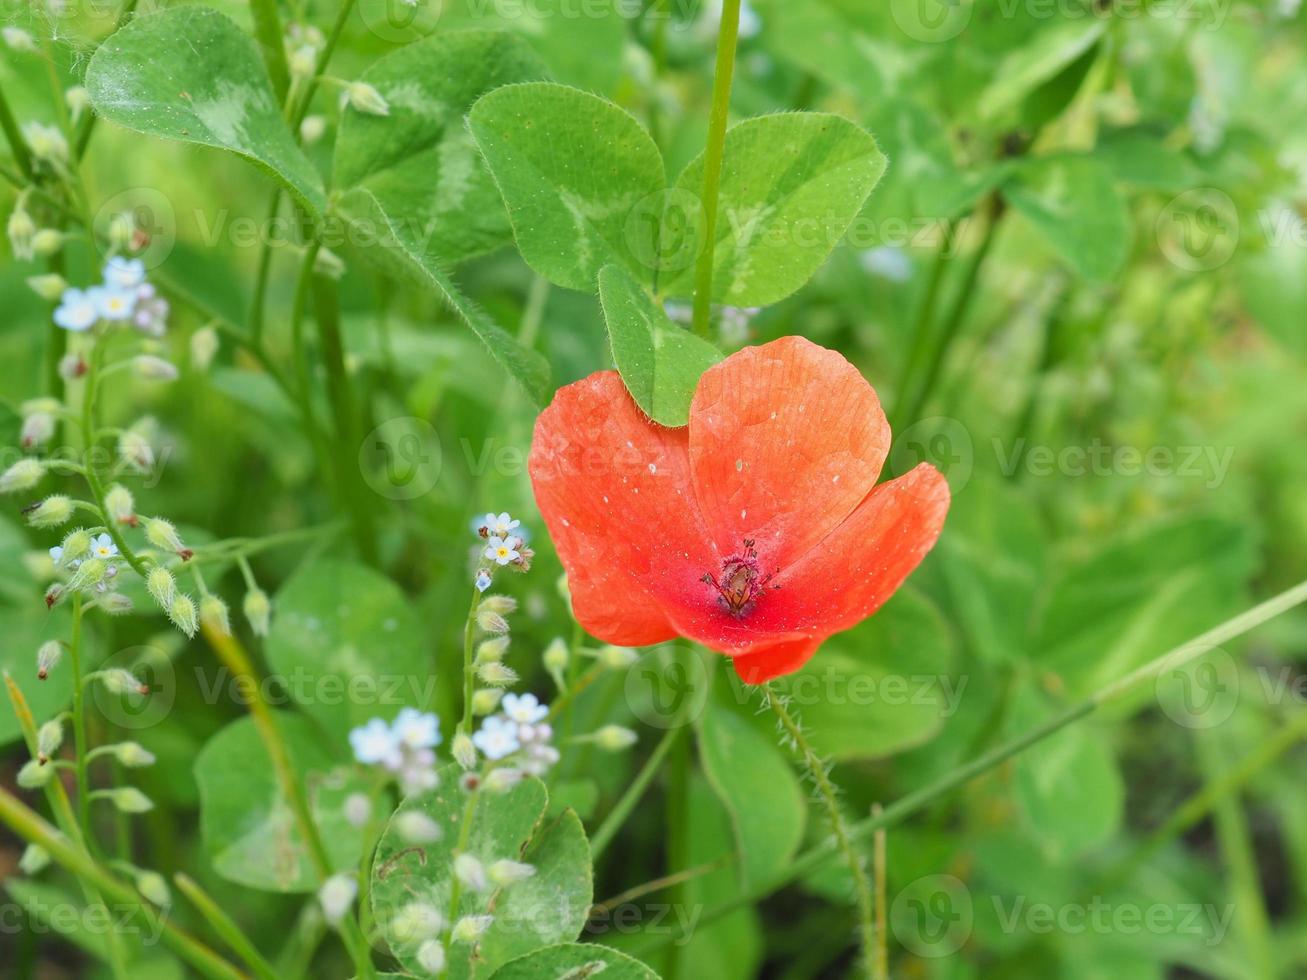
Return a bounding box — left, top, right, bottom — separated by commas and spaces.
543, 637, 569, 674
26, 495, 73, 528
1, 458, 44, 494
300, 114, 327, 144
66, 557, 108, 593
346, 81, 390, 116
471, 688, 503, 716
27, 273, 66, 301
64, 87, 89, 123
169, 594, 199, 637
32, 228, 64, 256
97, 593, 135, 616
478, 594, 517, 617
145, 517, 188, 557
104, 484, 136, 526
451, 914, 494, 943
2, 26, 36, 51
475, 609, 510, 635
134, 355, 179, 382
108, 212, 134, 253
476, 661, 518, 687
135, 870, 170, 906
342, 792, 372, 828
147, 567, 176, 610
118, 428, 154, 473
243, 588, 272, 636
453, 853, 489, 892
597, 645, 639, 670
390, 903, 443, 944
452, 731, 477, 769
593, 724, 639, 752
100, 668, 149, 696
314, 246, 345, 280
59, 528, 91, 563
393, 810, 442, 844
108, 787, 154, 813
200, 595, 231, 635
317, 873, 357, 925
110, 742, 156, 768
19, 844, 49, 875
59, 354, 86, 380
36, 719, 63, 760
483, 767, 524, 794
8, 202, 35, 259
17, 759, 50, 788
416, 939, 445, 974
475, 636, 509, 665
22, 122, 67, 166
37, 640, 62, 680
190, 326, 219, 371
487, 859, 535, 887
288, 43, 316, 77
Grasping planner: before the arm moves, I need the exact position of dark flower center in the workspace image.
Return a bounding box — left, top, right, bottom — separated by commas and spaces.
702, 539, 777, 618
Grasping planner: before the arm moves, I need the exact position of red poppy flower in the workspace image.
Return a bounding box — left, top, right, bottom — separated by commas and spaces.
529, 336, 950, 684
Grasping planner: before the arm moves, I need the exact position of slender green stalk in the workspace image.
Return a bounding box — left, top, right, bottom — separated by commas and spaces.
890, 222, 954, 431
872, 804, 887, 980
248, 0, 291, 103
0, 785, 246, 980
175, 873, 281, 980
439, 789, 482, 955
635, 576, 1307, 951
0, 82, 34, 178
290, 0, 359, 128
664, 718, 691, 980
591, 727, 681, 859
689, 0, 741, 338
769, 691, 875, 979
68, 594, 93, 839
249, 189, 283, 344
460, 584, 481, 734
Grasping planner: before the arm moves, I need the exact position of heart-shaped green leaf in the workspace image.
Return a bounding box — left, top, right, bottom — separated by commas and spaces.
336, 186, 551, 406
468, 82, 666, 292
489, 944, 660, 979
598, 263, 722, 427
334, 30, 548, 266
664, 112, 887, 306
84, 6, 325, 219
194, 713, 368, 892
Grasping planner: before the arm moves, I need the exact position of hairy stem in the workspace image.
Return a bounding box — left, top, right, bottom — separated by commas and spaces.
689, 0, 741, 338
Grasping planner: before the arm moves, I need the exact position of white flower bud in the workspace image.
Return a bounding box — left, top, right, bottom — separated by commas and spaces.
27, 273, 66, 301
169, 594, 199, 637
58, 528, 91, 562
100, 668, 148, 696
111, 742, 156, 767
543, 637, 569, 673
189, 326, 219, 371
108, 787, 153, 813
199, 595, 230, 635
471, 688, 503, 716
23, 123, 67, 166
146, 567, 176, 610
64, 86, 89, 123
453, 853, 488, 892
108, 212, 134, 253
475, 636, 509, 664
598, 645, 638, 670
300, 114, 327, 144
476, 662, 518, 687
3, 26, 36, 51
97, 592, 135, 616
36, 720, 63, 760
66, 557, 108, 591
451, 914, 494, 942
288, 43, 317, 77
393, 810, 442, 844
475, 609, 510, 635
8, 203, 35, 260
317, 873, 357, 925
134, 355, 179, 382
145, 517, 185, 554
17, 759, 51, 788
346, 81, 389, 116
342, 792, 372, 828
452, 732, 477, 770
482, 767, 523, 794
36, 640, 62, 679
31, 228, 63, 256
313, 246, 346, 280
1, 458, 45, 493
593, 725, 639, 752
118, 428, 154, 472
105, 484, 136, 526
19, 844, 49, 875
59, 353, 86, 380
487, 859, 535, 887
136, 870, 170, 906
389, 903, 443, 944
26, 495, 73, 528
478, 595, 517, 617
416, 939, 445, 974
243, 588, 272, 636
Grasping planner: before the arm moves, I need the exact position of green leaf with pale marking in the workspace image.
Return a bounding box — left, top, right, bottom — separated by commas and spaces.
84, 6, 325, 218
194, 713, 368, 892
1004, 155, 1130, 282
371, 766, 592, 978
697, 697, 805, 889
264, 559, 427, 741
468, 82, 667, 292
334, 30, 548, 266
0, 607, 89, 748
664, 112, 886, 306
336, 186, 551, 406
978, 20, 1106, 121
598, 264, 722, 426
490, 944, 660, 980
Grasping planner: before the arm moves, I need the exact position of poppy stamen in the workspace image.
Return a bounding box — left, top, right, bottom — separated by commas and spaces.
702, 539, 778, 618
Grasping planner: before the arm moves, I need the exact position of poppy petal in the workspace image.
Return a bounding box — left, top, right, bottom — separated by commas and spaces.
529, 372, 717, 646
688, 336, 891, 569
729, 635, 822, 684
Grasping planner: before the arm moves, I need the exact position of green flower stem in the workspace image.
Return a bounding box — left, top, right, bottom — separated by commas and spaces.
889, 222, 954, 433
872, 804, 888, 980
634, 575, 1307, 952
200, 623, 375, 979
768, 690, 875, 979
68, 594, 94, 839
689, 0, 741, 338
248, 0, 291, 103
0, 82, 34, 179
460, 583, 481, 734
289, 0, 359, 128
440, 787, 483, 955
175, 873, 281, 980
248, 188, 283, 344
590, 726, 681, 860
664, 721, 691, 980
0, 784, 245, 980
